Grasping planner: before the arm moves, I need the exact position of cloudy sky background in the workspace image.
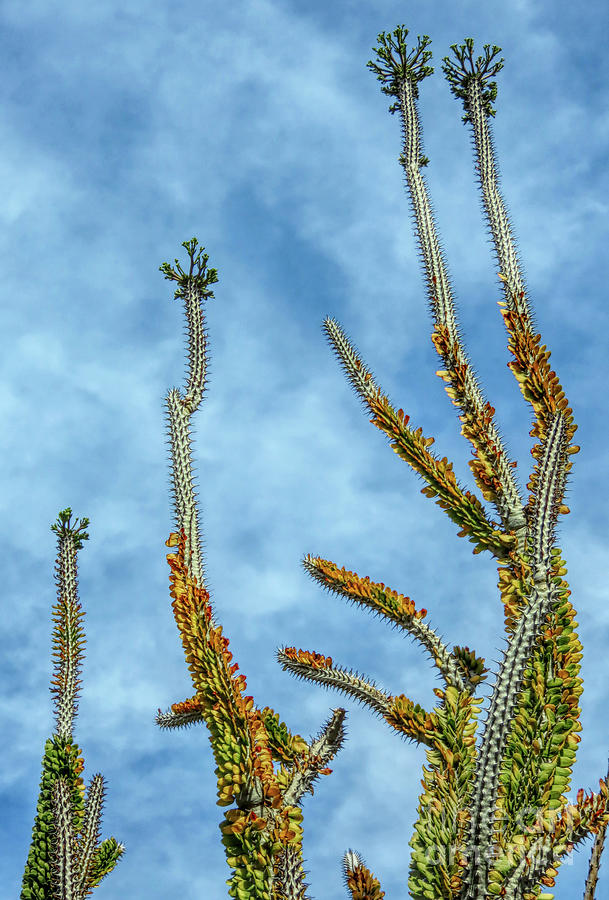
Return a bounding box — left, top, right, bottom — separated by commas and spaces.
2, 0, 609, 898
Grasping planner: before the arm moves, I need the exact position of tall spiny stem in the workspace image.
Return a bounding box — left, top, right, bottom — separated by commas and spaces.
584, 760, 609, 900
156, 239, 349, 899
440, 39, 581, 900
159, 236, 217, 589
21, 509, 125, 900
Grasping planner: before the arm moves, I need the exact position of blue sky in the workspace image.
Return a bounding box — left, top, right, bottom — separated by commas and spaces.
2, 0, 609, 898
